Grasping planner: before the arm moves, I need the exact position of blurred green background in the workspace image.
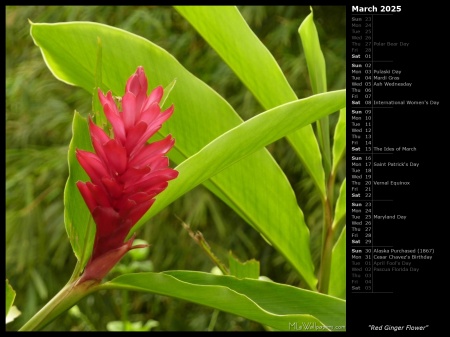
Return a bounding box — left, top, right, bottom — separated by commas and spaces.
5, 5, 345, 331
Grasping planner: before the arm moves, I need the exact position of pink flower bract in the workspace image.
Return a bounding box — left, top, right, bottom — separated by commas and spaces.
76, 66, 178, 282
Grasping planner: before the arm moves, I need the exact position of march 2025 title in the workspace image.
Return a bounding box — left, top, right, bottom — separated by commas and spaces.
352, 5, 402, 13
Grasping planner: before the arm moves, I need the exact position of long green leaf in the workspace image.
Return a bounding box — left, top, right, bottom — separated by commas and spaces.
143, 91, 346, 221
29, 21, 325, 288
64, 111, 94, 268
141, 90, 345, 290
329, 179, 345, 300
101, 271, 346, 331
333, 178, 346, 231
6, 279, 16, 316
175, 6, 328, 198
299, 7, 331, 176
5, 279, 21, 324
298, 7, 327, 94
329, 227, 346, 300
332, 108, 346, 175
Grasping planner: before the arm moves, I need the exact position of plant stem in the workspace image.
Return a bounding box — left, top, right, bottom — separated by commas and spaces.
18, 278, 99, 331
207, 309, 220, 331
318, 196, 334, 294
316, 117, 332, 179
180, 218, 229, 275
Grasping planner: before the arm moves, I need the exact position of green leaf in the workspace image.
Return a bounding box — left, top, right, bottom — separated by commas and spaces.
228, 253, 259, 279
28, 21, 338, 289
175, 5, 328, 198
329, 227, 346, 300
6, 279, 21, 324
299, 7, 327, 94
299, 7, 331, 176
63, 111, 95, 268
144, 91, 345, 214
101, 271, 346, 331
6, 279, 16, 316
92, 36, 107, 127
332, 108, 346, 175
142, 90, 346, 290
161, 78, 177, 107
333, 178, 346, 231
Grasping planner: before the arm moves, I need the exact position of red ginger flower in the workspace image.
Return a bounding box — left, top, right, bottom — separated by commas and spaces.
75, 66, 178, 283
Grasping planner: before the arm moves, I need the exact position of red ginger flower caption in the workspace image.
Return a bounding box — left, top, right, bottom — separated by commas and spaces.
75, 66, 178, 282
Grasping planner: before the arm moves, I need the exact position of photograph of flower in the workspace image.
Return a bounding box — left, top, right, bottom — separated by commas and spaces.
6, 6, 346, 331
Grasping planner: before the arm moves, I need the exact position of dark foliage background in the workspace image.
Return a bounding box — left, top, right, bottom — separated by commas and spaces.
5, 5, 345, 331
